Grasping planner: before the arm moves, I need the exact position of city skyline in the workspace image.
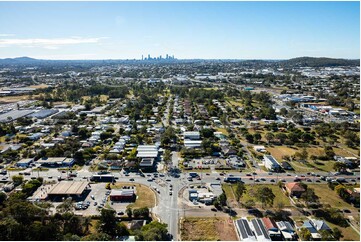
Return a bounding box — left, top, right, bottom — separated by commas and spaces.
0, 1, 359, 60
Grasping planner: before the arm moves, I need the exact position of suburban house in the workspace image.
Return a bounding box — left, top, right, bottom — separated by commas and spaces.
262, 217, 282, 240
234, 218, 257, 241
275, 221, 297, 241
285, 182, 306, 198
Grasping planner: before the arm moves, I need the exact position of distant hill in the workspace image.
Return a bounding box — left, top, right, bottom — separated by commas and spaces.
281, 57, 360, 67
0, 56, 359, 67
0, 56, 41, 65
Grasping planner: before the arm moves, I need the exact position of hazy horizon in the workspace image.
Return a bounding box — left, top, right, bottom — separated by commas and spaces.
0, 1, 359, 60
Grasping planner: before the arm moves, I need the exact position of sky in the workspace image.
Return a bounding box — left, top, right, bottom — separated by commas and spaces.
0, 1, 359, 60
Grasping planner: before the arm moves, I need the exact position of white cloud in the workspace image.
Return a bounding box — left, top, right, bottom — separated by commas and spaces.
0, 34, 14, 37
0, 37, 107, 48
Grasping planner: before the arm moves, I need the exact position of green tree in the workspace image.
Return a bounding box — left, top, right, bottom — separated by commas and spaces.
299, 227, 312, 241
81, 232, 111, 241
255, 187, 275, 208
139, 221, 169, 241
333, 162, 347, 173
163, 150, 172, 169
332, 227, 343, 240
0, 191, 7, 205
11, 175, 24, 186
265, 132, 274, 144
126, 207, 132, 218
97, 208, 119, 238
234, 182, 246, 203
275, 133, 287, 144
301, 188, 319, 207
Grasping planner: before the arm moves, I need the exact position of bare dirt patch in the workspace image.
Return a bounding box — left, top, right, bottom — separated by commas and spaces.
181, 217, 237, 241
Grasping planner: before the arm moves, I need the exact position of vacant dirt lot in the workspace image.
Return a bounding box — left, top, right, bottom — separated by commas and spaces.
181, 217, 238, 241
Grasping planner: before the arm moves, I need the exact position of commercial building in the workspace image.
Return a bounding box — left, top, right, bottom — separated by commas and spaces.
16, 158, 34, 168
110, 188, 136, 202
183, 131, 200, 140
184, 140, 202, 149
139, 158, 156, 171
136, 145, 159, 158
0, 109, 35, 123
28, 109, 59, 119
36, 157, 75, 167
263, 155, 281, 172
47, 181, 89, 199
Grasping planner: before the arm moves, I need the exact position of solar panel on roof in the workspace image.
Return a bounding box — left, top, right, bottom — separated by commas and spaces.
252, 219, 262, 236
244, 219, 254, 236
237, 220, 248, 239
257, 219, 271, 239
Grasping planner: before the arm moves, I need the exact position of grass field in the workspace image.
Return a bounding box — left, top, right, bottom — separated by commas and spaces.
223, 184, 292, 208
216, 127, 229, 136
29, 84, 49, 89
266, 146, 296, 161
111, 182, 156, 209
181, 217, 238, 241
0, 95, 31, 103
327, 221, 360, 241
227, 99, 244, 108
81, 95, 109, 103
307, 184, 358, 211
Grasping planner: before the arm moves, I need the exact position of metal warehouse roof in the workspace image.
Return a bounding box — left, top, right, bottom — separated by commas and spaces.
0, 109, 35, 123
48, 181, 89, 195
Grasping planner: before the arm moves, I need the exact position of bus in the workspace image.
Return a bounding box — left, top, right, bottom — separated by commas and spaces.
224, 176, 242, 183
90, 174, 115, 182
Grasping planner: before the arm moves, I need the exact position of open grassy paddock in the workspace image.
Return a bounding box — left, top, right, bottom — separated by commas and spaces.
307, 184, 358, 211
222, 184, 292, 208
